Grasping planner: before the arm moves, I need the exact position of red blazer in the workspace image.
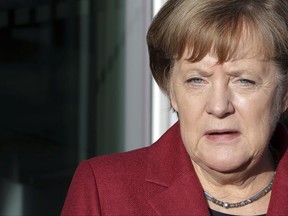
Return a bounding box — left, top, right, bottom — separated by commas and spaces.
61, 122, 288, 216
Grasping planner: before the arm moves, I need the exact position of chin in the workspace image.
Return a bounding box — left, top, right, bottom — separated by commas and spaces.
204, 158, 251, 174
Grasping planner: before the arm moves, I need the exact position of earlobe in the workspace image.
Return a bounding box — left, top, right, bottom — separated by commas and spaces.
169, 88, 179, 112
283, 98, 288, 113
281, 91, 288, 113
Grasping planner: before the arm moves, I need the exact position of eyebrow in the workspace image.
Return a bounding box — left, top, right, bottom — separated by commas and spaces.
191, 68, 212, 76
182, 60, 209, 73
181, 65, 212, 76
226, 69, 255, 76
182, 63, 265, 81
181, 56, 273, 80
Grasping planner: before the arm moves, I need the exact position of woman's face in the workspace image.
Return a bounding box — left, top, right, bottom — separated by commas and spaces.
170, 51, 287, 173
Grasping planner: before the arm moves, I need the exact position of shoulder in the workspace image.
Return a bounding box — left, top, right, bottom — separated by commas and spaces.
62, 147, 151, 211
79, 146, 150, 180
74, 122, 182, 182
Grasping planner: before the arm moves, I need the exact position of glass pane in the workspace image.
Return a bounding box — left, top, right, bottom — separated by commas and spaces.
0, 0, 125, 215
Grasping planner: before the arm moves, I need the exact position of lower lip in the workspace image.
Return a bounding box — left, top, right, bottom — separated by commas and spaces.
206, 133, 240, 142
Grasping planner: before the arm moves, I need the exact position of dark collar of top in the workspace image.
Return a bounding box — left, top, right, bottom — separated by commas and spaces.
209, 208, 266, 216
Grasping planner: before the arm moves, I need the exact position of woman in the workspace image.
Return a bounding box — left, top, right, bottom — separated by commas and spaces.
62, 0, 288, 215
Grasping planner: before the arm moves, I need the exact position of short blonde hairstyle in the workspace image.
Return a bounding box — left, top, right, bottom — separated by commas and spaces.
147, 0, 288, 95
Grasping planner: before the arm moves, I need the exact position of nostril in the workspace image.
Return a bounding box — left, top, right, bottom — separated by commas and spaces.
206, 99, 235, 118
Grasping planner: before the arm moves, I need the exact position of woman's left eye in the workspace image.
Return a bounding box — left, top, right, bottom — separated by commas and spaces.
238, 79, 256, 86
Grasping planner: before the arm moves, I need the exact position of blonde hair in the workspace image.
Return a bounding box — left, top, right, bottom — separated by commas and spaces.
147, 0, 288, 95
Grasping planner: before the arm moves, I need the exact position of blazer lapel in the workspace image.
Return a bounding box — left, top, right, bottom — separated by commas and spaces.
267, 123, 288, 215
148, 171, 210, 215
267, 160, 288, 216
145, 122, 210, 216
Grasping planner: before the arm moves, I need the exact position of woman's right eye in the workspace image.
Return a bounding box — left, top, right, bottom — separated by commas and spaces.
186, 77, 205, 85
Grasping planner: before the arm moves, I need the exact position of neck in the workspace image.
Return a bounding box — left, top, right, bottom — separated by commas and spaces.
193, 148, 275, 188
204, 171, 275, 209
192, 149, 275, 215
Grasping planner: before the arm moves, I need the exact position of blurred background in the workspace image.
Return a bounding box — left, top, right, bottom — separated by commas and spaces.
0, 0, 178, 215
3, 0, 288, 215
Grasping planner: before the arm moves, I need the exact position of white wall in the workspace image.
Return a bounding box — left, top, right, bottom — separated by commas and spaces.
124, 0, 152, 150
151, 0, 177, 143
124, 0, 177, 151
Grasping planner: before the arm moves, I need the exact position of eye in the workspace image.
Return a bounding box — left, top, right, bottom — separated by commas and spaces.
186, 77, 206, 85
238, 79, 256, 86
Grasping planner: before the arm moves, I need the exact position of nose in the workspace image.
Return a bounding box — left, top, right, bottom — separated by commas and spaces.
206, 84, 235, 118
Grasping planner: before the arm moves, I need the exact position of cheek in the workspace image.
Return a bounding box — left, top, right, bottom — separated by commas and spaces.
178, 102, 201, 125
177, 100, 205, 152
235, 92, 279, 144
179, 122, 202, 156
234, 90, 278, 117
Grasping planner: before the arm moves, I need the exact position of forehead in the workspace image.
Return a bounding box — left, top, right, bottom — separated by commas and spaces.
178, 53, 274, 75
175, 38, 279, 78
181, 21, 274, 65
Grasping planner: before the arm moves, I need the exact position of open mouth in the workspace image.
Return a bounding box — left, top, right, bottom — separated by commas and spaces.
208, 131, 238, 135
205, 130, 240, 141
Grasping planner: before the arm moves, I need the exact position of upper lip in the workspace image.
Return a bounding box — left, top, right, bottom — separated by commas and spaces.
205, 129, 239, 135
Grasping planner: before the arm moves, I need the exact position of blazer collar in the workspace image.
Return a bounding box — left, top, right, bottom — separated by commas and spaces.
267, 123, 288, 215
145, 122, 210, 215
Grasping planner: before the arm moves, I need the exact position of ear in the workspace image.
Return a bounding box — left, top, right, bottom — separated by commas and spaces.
281, 86, 288, 113
169, 84, 179, 112
282, 93, 288, 113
